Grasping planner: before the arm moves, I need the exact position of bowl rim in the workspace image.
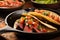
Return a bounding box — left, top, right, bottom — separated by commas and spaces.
31, 0, 59, 5
5, 9, 60, 34
0, 0, 25, 9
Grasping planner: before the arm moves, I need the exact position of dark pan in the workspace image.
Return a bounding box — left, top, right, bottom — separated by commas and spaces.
4, 8, 60, 40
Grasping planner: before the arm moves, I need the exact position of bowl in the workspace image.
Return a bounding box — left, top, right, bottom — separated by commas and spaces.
0, 0, 25, 18
0, 0, 25, 9
4, 8, 60, 40
31, 0, 60, 9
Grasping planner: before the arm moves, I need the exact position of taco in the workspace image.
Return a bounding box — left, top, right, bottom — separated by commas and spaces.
14, 13, 57, 33
28, 9, 60, 25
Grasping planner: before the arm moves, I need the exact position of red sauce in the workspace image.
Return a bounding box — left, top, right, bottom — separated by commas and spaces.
0, 0, 23, 8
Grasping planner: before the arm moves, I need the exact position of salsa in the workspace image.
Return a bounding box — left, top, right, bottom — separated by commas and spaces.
0, 0, 23, 8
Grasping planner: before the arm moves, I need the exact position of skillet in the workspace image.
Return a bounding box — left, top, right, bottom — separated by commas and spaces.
4, 8, 60, 40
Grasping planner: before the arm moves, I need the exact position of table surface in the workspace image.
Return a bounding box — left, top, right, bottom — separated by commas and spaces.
0, 1, 60, 40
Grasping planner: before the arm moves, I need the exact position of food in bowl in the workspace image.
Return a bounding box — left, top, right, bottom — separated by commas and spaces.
34, 0, 58, 4
0, 0, 23, 8
13, 10, 58, 33
31, 0, 60, 9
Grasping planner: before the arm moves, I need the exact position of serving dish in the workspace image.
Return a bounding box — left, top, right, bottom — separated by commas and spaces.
0, 0, 25, 18
31, 0, 60, 9
0, 0, 25, 9
1, 8, 59, 39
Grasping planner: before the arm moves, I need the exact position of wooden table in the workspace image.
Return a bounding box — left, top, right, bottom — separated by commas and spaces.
0, 1, 60, 40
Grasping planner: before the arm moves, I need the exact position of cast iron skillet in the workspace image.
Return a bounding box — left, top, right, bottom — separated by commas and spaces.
4, 8, 60, 39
